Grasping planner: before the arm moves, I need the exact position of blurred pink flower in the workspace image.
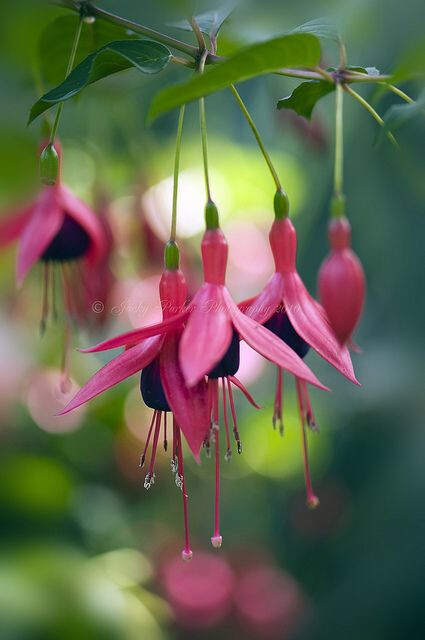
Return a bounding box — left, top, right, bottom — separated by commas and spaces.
235, 565, 306, 639
161, 551, 235, 629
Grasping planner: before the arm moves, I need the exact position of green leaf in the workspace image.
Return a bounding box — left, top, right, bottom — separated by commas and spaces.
148, 33, 321, 121
39, 16, 139, 86
277, 81, 335, 119
169, 4, 236, 39
291, 18, 340, 43
379, 89, 425, 142
392, 41, 425, 82
29, 40, 171, 124
346, 65, 380, 76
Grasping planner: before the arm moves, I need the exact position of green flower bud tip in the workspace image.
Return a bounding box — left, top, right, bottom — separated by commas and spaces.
274, 189, 289, 219
205, 200, 219, 229
331, 194, 346, 218
164, 241, 180, 270
40, 143, 59, 186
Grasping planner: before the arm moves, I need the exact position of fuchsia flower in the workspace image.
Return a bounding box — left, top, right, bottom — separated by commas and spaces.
63, 216, 327, 549
178, 221, 328, 546
60, 262, 210, 560
0, 143, 106, 330
240, 213, 359, 507
318, 216, 365, 344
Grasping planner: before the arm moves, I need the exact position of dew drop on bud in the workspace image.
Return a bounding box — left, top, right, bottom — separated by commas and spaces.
307, 495, 320, 510
83, 16, 96, 24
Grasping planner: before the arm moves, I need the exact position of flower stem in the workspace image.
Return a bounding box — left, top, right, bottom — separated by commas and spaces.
49, 15, 83, 143
344, 85, 398, 148
230, 84, 282, 191
198, 51, 212, 202
386, 84, 415, 104
333, 82, 345, 216
170, 105, 186, 243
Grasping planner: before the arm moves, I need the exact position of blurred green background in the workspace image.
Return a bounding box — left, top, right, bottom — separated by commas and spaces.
0, 1, 424, 639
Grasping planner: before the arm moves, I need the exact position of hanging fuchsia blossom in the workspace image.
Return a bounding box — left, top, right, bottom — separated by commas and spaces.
177, 203, 328, 545
318, 216, 365, 345
60, 257, 209, 560
0, 142, 106, 329
240, 199, 359, 507
81, 208, 327, 546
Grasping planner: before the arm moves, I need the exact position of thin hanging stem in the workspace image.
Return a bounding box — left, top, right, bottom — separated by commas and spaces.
189, 16, 206, 50
230, 84, 282, 191
198, 50, 212, 201
334, 83, 344, 200
50, 15, 84, 143
170, 105, 186, 242
386, 84, 415, 104
344, 85, 398, 148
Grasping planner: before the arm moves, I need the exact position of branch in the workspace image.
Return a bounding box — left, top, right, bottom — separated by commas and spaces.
51, 0, 199, 59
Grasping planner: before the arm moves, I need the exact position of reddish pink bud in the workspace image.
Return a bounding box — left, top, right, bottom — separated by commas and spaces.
318, 217, 365, 345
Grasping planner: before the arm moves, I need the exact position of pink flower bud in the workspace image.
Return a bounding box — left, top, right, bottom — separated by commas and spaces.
318, 217, 365, 344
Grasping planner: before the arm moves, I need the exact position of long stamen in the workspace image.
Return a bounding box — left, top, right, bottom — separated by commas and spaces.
301, 380, 318, 431
140, 410, 157, 468
60, 316, 72, 394
176, 426, 193, 561
171, 417, 178, 474
204, 379, 213, 458
51, 265, 58, 323
211, 380, 222, 548
163, 412, 168, 451
296, 378, 319, 509
40, 262, 50, 335
273, 366, 284, 435
227, 377, 242, 454
222, 377, 232, 461
145, 410, 161, 489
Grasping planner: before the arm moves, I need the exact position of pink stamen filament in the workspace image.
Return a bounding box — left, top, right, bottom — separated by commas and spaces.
146, 410, 161, 483
221, 377, 232, 459
296, 378, 319, 509
227, 377, 242, 453
176, 424, 192, 561
163, 412, 168, 451
301, 380, 317, 430
211, 379, 222, 547
41, 262, 50, 334
273, 366, 284, 434
140, 410, 157, 467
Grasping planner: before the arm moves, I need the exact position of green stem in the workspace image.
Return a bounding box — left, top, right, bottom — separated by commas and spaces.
53, 0, 199, 59
189, 16, 206, 50
198, 51, 212, 201
334, 83, 344, 201
49, 15, 83, 143
344, 85, 398, 147
170, 105, 186, 242
230, 84, 281, 191
386, 84, 415, 104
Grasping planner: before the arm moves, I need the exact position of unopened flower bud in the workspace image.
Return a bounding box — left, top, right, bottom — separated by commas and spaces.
164, 240, 180, 270
205, 199, 219, 229
40, 143, 59, 186
318, 217, 365, 344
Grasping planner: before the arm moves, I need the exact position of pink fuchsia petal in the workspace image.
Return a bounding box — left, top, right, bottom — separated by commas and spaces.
179, 283, 233, 387
59, 335, 163, 415
238, 272, 284, 324
0, 204, 34, 248
80, 308, 190, 353
58, 184, 107, 263
17, 187, 64, 285
222, 287, 328, 391
160, 332, 210, 460
282, 271, 359, 384
228, 375, 262, 409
